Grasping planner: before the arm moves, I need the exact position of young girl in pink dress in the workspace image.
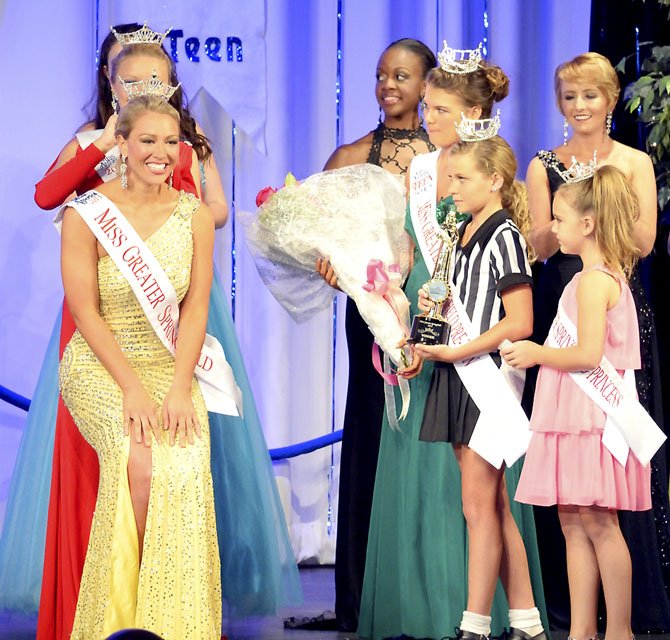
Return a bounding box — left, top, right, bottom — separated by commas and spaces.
502, 164, 655, 640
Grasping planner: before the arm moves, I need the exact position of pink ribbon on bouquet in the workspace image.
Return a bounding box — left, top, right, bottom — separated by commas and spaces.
362, 259, 411, 340
362, 259, 411, 429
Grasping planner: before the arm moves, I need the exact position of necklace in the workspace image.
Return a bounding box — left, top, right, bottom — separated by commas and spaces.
367, 122, 435, 174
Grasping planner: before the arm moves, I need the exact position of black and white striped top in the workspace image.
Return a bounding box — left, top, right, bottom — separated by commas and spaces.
452, 209, 532, 337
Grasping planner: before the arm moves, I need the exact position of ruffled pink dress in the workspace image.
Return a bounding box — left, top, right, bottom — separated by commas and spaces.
515, 266, 651, 511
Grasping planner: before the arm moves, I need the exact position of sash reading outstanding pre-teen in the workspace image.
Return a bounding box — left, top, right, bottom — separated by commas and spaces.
547, 301, 665, 466
409, 151, 530, 468
67, 189, 243, 417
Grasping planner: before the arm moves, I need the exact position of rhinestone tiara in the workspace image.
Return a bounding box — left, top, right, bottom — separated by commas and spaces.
437, 41, 483, 74
558, 152, 598, 183
455, 109, 501, 142
119, 71, 180, 102
111, 22, 172, 46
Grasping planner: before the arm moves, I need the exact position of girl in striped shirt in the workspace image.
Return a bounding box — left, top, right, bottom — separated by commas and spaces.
414, 135, 542, 640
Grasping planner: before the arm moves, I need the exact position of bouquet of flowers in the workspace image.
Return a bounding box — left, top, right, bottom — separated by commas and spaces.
241, 164, 411, 364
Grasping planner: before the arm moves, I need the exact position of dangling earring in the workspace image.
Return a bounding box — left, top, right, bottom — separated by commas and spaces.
168, 170, 174, 189
377, 106, 383, 126
120, 155, 128, 189
606, 111, 612, 136
111, 92, 120, 114
563, 118, 569, 146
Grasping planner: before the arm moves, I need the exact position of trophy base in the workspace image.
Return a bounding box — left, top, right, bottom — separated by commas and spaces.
408, 315, 451, 346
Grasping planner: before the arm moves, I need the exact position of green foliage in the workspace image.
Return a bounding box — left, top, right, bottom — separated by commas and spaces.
618, 43, 670, 209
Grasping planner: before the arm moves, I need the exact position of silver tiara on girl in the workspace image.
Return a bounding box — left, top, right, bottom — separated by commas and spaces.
437, 41, 483, 74
119, 71, 180, 102
558, 152, 598, 183
537, 150, 598, 183
455, 109, 501, 141
111, 23, 172, 46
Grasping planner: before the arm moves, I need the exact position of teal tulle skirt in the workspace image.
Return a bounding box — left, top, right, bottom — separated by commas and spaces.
0, 309, 60, 612
0, 270, 301, 616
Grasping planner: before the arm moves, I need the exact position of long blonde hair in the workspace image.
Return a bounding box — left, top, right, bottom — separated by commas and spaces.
449, 136, 536, 263
556, 165, 639, 279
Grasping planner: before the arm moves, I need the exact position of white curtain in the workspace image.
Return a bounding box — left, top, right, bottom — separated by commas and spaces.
0, 0, 591, 562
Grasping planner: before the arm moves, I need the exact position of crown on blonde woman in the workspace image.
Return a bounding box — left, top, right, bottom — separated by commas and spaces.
437, 41, 483, 74
111, 22, 172, 46
455, 109, 501, 142
119, 71, 180, 102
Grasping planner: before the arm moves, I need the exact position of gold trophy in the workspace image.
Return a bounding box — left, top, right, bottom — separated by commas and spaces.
408, 208, 459, 345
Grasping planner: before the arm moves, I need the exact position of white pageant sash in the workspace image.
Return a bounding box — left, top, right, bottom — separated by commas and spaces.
67, 190, 243, 417
76, 130, 120, 184
409, 152, 530, 467
443, 291, 532, 468
409, 150, 442, 274
546, 302, 665, 466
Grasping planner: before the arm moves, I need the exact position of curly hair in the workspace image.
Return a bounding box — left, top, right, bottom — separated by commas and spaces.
426, 61, 509, 118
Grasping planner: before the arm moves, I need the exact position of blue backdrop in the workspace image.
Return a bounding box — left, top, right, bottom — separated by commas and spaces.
0, 0, 592, 563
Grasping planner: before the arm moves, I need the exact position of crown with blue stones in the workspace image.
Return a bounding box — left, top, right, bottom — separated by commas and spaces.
437, 41, 483, 74
111, 22, 172, 46
119, 71, 180, 102
455, 109, 501, 142
558, 152, 598, 183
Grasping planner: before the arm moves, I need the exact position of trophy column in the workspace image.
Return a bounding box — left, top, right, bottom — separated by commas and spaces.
408, 210, 459, 346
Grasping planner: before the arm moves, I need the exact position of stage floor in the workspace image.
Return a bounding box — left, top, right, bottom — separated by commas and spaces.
1, 567, 667, 639
0, 566, 351, 640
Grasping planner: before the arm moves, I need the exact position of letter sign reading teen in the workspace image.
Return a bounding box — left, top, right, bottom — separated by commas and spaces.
167, 30, 244, 63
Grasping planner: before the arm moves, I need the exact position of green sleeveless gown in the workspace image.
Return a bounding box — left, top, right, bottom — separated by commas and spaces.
357, 200, 548, 640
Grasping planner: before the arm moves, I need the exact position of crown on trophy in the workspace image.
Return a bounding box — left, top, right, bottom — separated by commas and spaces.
119, 71, 180, 102
111, 22, 172, 46
556, 152, 598, 183
437, 41, 483, 74
455, 109, 501, 142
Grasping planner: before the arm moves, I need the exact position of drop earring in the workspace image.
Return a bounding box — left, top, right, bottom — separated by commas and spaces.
378, 106, 383, 126
606, 111, 612, 135
111, 92, 120, 114
120, 155, 128, 189
563, 118, 568, 146
168, 170, 174, 189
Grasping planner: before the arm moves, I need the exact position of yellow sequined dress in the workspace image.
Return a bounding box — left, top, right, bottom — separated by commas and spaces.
59, 191, 222, 639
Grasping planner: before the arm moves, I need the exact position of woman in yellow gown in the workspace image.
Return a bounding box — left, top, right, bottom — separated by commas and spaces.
58, 94, 221, 639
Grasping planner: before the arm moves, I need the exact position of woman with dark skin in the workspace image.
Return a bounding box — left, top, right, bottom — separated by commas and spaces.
315, 38, 435, 632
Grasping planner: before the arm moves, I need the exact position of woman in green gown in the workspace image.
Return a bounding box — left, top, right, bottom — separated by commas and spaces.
358, 46, 547, 640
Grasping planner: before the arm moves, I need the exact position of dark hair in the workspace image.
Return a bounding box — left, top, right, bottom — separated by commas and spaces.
105, 629, 164, 639
88, 24, 142, 130
426, 61, 509, 118
384, 38, 437, 77
85, 24, 212, 162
